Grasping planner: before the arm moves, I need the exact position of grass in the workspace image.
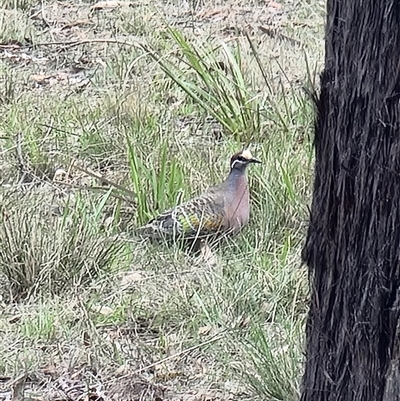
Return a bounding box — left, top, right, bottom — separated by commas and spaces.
0, 0, 324, 399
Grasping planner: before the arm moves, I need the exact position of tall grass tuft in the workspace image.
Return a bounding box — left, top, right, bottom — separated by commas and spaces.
239, 322, 303, 401
145, 28, 262, 142
126, 137, 186, 225
0, 192, 123, 301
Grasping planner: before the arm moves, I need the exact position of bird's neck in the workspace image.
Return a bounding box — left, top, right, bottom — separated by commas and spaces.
227, 168, 247, 189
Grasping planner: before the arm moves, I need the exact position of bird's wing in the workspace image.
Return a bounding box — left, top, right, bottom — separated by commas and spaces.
136, 190, 226, 239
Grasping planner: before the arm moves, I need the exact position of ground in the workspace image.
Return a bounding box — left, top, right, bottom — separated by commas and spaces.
0, 0, 324, 400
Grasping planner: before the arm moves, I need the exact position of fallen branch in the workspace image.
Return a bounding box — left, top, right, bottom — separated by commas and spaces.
28, 38, 144, 50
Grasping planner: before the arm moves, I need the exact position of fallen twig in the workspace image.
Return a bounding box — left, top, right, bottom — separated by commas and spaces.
28, 38, 144, 50
106, 330, 227, 383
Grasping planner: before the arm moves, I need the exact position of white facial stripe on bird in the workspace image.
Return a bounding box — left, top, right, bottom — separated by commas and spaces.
231, 159, 246, 169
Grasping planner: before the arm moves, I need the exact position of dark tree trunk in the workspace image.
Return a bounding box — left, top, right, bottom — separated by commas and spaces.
301, 1, 400, 400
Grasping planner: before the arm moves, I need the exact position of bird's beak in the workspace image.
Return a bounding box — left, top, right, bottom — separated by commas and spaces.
250, 157, 261, 164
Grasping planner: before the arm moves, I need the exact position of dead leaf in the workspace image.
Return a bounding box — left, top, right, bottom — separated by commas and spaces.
121, 271, 143, 285
40, 365, 58, 375
70, 367, 85, 380
0, 39, 23, 49
30, 71, 90, 87
92, 305, 114, 315
196, 6, 230, 21
8, 314, 22, 324
83, 331, 91, 347
2, 51, 47, 64
91, 1, 132, 10
30, 74, 52, 84
198, 242, 218, 266
239, 315, 251, 328
60, 19, 93, 30
53, 168, 72, 183
268, 1, 282, 9
10, 375, 26, 400
259, 25, 276, 37
114, 365, 128, 376
198, 325, 212, 336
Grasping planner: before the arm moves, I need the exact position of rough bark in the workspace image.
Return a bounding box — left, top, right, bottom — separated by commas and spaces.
301, 1, 400, 400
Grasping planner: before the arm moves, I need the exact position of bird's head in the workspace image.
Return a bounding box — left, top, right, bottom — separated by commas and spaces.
230, 149, 261, 172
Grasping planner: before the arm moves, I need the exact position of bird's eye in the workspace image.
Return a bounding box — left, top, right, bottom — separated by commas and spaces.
238, 156, 247, 162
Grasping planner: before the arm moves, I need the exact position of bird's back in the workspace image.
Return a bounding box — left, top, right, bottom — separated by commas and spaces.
136, 183, 228, 240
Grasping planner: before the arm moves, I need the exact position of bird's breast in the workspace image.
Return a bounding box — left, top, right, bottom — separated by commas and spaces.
225, 184, 250, 233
